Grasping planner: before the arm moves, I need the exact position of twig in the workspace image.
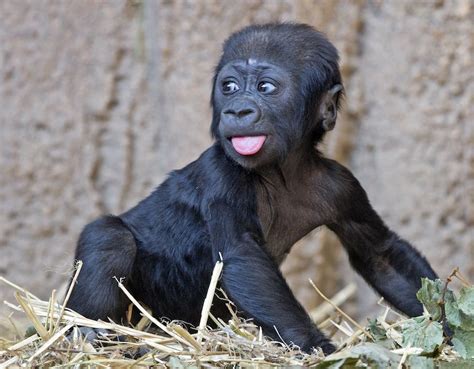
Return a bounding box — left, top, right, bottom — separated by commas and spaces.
0, 277, 41, 300
53, 260, 83, 333
28, 323, 74, 362
7, 312, 21, 338
309, 279, 373, 341
115, 277, 193, 349
197, 261, 223, 344
453, 268, 471, 287
310, 283, 357, 323
15, 293, 49, 339
396, 343, 411, 369
47, 289, 56, 335
8, 333, 40, 351
0, 357, 18, 369
439, 268, 459, 342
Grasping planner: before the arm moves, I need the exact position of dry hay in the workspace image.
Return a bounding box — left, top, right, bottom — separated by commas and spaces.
0, 262, 469, 368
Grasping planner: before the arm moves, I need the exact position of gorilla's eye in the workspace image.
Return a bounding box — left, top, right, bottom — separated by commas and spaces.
222, 81, 240, 94
257, 81, 277, 94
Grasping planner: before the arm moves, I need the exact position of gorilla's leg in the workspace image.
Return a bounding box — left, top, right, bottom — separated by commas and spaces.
67, 215, 137, 322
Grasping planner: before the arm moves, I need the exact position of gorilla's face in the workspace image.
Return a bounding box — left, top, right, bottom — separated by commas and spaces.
212, 59, 304, 169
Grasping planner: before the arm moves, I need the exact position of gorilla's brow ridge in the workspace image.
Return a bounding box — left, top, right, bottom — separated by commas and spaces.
231, 62, 273, 75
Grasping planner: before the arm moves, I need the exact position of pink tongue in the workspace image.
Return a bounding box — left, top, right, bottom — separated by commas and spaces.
231, 135, 266, 156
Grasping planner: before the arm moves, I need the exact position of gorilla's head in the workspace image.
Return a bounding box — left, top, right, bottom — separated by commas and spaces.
211, 23, 343, 169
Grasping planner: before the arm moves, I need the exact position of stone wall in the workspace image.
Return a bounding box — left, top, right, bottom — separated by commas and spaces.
0, 0, 472, 320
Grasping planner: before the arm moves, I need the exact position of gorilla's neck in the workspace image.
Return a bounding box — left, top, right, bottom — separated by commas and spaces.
255, 141, 320, 186
253, 145, 324, 263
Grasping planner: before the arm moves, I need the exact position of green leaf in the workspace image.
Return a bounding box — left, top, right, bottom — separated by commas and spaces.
457, 286, 474, 331
438, 360, 474, 369
367, 319, 387, 341
452, 328, 474, 359
416, 278, 444, 320
349, 343, 401, 367
315, 358, 354, 368
415, 278, 462, 330
408, 356, 435, 369
445, 295, 461, 329
318, 343, 401, 369
24, 325, 37, 338
402, 316, 443, 353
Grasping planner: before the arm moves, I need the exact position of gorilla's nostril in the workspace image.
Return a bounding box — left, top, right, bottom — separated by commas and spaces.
237, 109, 254, 117
223, 109, 236, 115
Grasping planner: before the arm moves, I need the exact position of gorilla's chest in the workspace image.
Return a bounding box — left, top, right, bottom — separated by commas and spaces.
256, 183, 323, 264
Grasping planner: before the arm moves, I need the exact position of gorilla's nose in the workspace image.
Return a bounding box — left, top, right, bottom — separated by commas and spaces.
222, 99, 261, 126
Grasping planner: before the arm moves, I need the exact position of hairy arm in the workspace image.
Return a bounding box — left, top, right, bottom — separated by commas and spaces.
205, 200, 334, 354
324, 160, 438, 316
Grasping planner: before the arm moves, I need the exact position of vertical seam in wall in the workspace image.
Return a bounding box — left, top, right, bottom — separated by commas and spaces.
143, 0, 163, 150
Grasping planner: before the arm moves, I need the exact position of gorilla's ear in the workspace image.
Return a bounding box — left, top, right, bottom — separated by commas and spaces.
319, 84, 343, 131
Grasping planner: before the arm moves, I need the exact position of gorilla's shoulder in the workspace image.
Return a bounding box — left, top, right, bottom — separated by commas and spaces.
163, 144, 255, 207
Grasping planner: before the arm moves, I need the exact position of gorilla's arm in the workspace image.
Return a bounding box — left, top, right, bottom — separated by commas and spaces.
325, 161, 438, 316
206, 201, 335, 354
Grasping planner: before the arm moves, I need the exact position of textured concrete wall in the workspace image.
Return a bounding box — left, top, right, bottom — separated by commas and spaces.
0, 0, 153, 310
0, 0, 472, 320
349, 0, 474, 315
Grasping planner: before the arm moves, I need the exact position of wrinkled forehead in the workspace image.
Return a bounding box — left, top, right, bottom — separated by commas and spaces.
222, 58, 276, 70
219, 37, 308, 73
216, 58, 293, 79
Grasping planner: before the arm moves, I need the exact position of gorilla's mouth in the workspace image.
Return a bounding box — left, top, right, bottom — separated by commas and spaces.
230, 135, 267, 156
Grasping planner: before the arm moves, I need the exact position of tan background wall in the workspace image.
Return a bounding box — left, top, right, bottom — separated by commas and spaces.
1, 0, 472, 321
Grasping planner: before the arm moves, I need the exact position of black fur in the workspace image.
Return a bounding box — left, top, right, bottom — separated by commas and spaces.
67, 23, 438, 354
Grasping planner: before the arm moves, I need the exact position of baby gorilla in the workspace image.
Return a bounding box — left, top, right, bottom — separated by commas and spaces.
67, 23, 438, 354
